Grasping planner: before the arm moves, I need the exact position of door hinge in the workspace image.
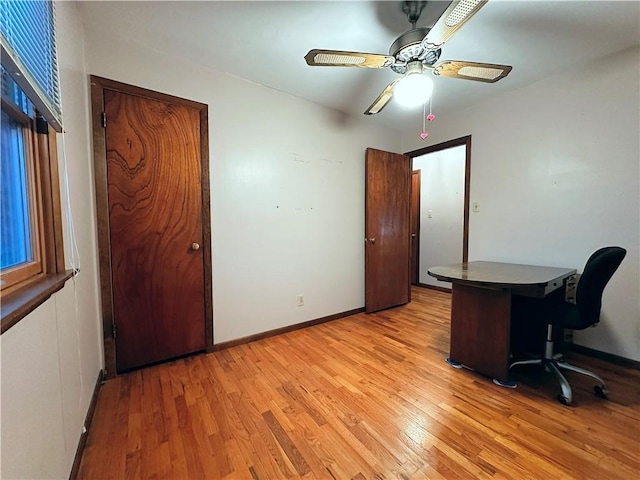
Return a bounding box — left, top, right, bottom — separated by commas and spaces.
101, 112, 107, 128
112, 323, 116, 339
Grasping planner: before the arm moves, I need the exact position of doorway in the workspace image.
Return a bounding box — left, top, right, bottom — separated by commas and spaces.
406, 136, 471, 289
90, 76, 213, 376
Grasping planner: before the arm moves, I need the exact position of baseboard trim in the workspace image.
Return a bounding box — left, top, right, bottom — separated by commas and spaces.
69, 369, 105, 480
569, 343, 640, 369
211, 307, 366, 352
416, 282, 451, 294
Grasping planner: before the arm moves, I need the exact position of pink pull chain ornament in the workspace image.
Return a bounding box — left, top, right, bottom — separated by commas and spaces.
420, 97, 435, 140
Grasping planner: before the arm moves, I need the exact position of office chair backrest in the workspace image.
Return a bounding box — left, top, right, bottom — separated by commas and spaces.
575, 246, 626, 328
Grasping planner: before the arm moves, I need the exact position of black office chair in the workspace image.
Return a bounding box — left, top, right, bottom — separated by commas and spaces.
510, 246, 627, 405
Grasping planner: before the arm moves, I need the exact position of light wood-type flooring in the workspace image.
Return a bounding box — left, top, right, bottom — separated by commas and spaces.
78, 287, 640, 479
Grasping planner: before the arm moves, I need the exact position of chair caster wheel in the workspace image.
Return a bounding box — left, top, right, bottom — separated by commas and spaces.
594, 385, 608, 399
557, 394, 572, 406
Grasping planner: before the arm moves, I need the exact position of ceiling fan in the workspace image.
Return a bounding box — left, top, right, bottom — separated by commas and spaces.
304, 0, 512, 115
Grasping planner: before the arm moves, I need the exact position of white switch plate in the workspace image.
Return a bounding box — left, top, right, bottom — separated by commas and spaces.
297, 294, 304, 306
473, 202, 480, 213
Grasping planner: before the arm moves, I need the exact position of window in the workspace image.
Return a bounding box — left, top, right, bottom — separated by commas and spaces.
1, 111, 32, 270
0, 0, 69, 333
1, 69, 45, 290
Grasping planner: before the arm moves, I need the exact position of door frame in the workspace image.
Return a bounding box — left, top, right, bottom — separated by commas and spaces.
405, 135, 471, 265
410, 169, 421, 285
90, 76, 213, 378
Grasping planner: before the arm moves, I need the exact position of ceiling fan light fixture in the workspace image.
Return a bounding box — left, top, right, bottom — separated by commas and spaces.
394, 61, 434, 108
394, 72, 434, 108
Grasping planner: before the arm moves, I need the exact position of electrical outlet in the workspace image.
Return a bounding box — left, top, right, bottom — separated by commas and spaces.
297, 294, 304, 307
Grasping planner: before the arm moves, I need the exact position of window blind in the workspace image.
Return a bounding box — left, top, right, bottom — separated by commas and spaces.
0, 0, 62, 131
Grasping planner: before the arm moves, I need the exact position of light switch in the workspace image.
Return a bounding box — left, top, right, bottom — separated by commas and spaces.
473, 202, 480, 213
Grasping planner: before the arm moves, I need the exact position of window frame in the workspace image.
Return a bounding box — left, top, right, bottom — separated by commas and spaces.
1, 101, 45, 288
0, 0, 71, 333
0, 98, 71, 334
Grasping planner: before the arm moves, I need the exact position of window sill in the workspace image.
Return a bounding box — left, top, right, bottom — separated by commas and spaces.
1, 270, 75, 334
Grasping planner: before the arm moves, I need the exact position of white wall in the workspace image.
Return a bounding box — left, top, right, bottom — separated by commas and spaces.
413, 145, 466, 287
81, 23, 401, 344
1, 2, 103, 479
402, 47, 640, 361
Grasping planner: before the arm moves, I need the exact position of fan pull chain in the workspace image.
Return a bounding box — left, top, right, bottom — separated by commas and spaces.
420, 96, 435, 139
420, 102, 428, 139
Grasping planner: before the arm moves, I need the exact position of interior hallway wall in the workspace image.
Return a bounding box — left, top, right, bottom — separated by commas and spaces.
413, 145, 466, 288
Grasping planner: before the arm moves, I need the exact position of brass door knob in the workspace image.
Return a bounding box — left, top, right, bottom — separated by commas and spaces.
191, 242, 200, 251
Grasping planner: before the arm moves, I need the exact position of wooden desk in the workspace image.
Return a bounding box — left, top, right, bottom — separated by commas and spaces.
428, 261, 576, 383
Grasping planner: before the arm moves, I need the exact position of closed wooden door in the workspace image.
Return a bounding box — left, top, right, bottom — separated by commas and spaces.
104, 89, 206, 371
410, 170, 421, 285
365, 148, 412, 313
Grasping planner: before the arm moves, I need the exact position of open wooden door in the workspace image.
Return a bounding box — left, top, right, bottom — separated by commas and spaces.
365, 148, 412, 313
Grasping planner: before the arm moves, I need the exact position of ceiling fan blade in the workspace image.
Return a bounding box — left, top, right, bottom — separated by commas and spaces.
364, 79, 399, 115
433, 60, 512, 83
423, 0, 488, 50
304, 49, 395, 68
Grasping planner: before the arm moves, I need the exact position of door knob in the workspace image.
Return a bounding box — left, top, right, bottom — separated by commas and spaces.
369, 237, 376, 244
411, 233, 417, 238
191, 242, 200, 251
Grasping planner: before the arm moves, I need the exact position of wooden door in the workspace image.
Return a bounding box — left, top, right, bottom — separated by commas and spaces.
365, 148, 412, 313
410, 170, 421, 285
104, 89, 207, 371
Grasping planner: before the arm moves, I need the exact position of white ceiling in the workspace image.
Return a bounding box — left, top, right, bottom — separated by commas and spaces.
77, 1, 640, 130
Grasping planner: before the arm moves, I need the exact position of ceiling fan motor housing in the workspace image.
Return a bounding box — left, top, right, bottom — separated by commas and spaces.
390, 28, 441, 74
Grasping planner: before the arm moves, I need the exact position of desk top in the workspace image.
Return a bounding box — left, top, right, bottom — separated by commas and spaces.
428, 261, 576, 290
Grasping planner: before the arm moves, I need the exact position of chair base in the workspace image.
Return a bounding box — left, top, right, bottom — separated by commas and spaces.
510, 355, 608, 405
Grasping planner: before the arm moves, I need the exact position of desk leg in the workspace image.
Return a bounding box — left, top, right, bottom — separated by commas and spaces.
449, 284, 511, 382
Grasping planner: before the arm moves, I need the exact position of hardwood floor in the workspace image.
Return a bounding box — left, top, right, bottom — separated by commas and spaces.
78, 287, 640, 479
